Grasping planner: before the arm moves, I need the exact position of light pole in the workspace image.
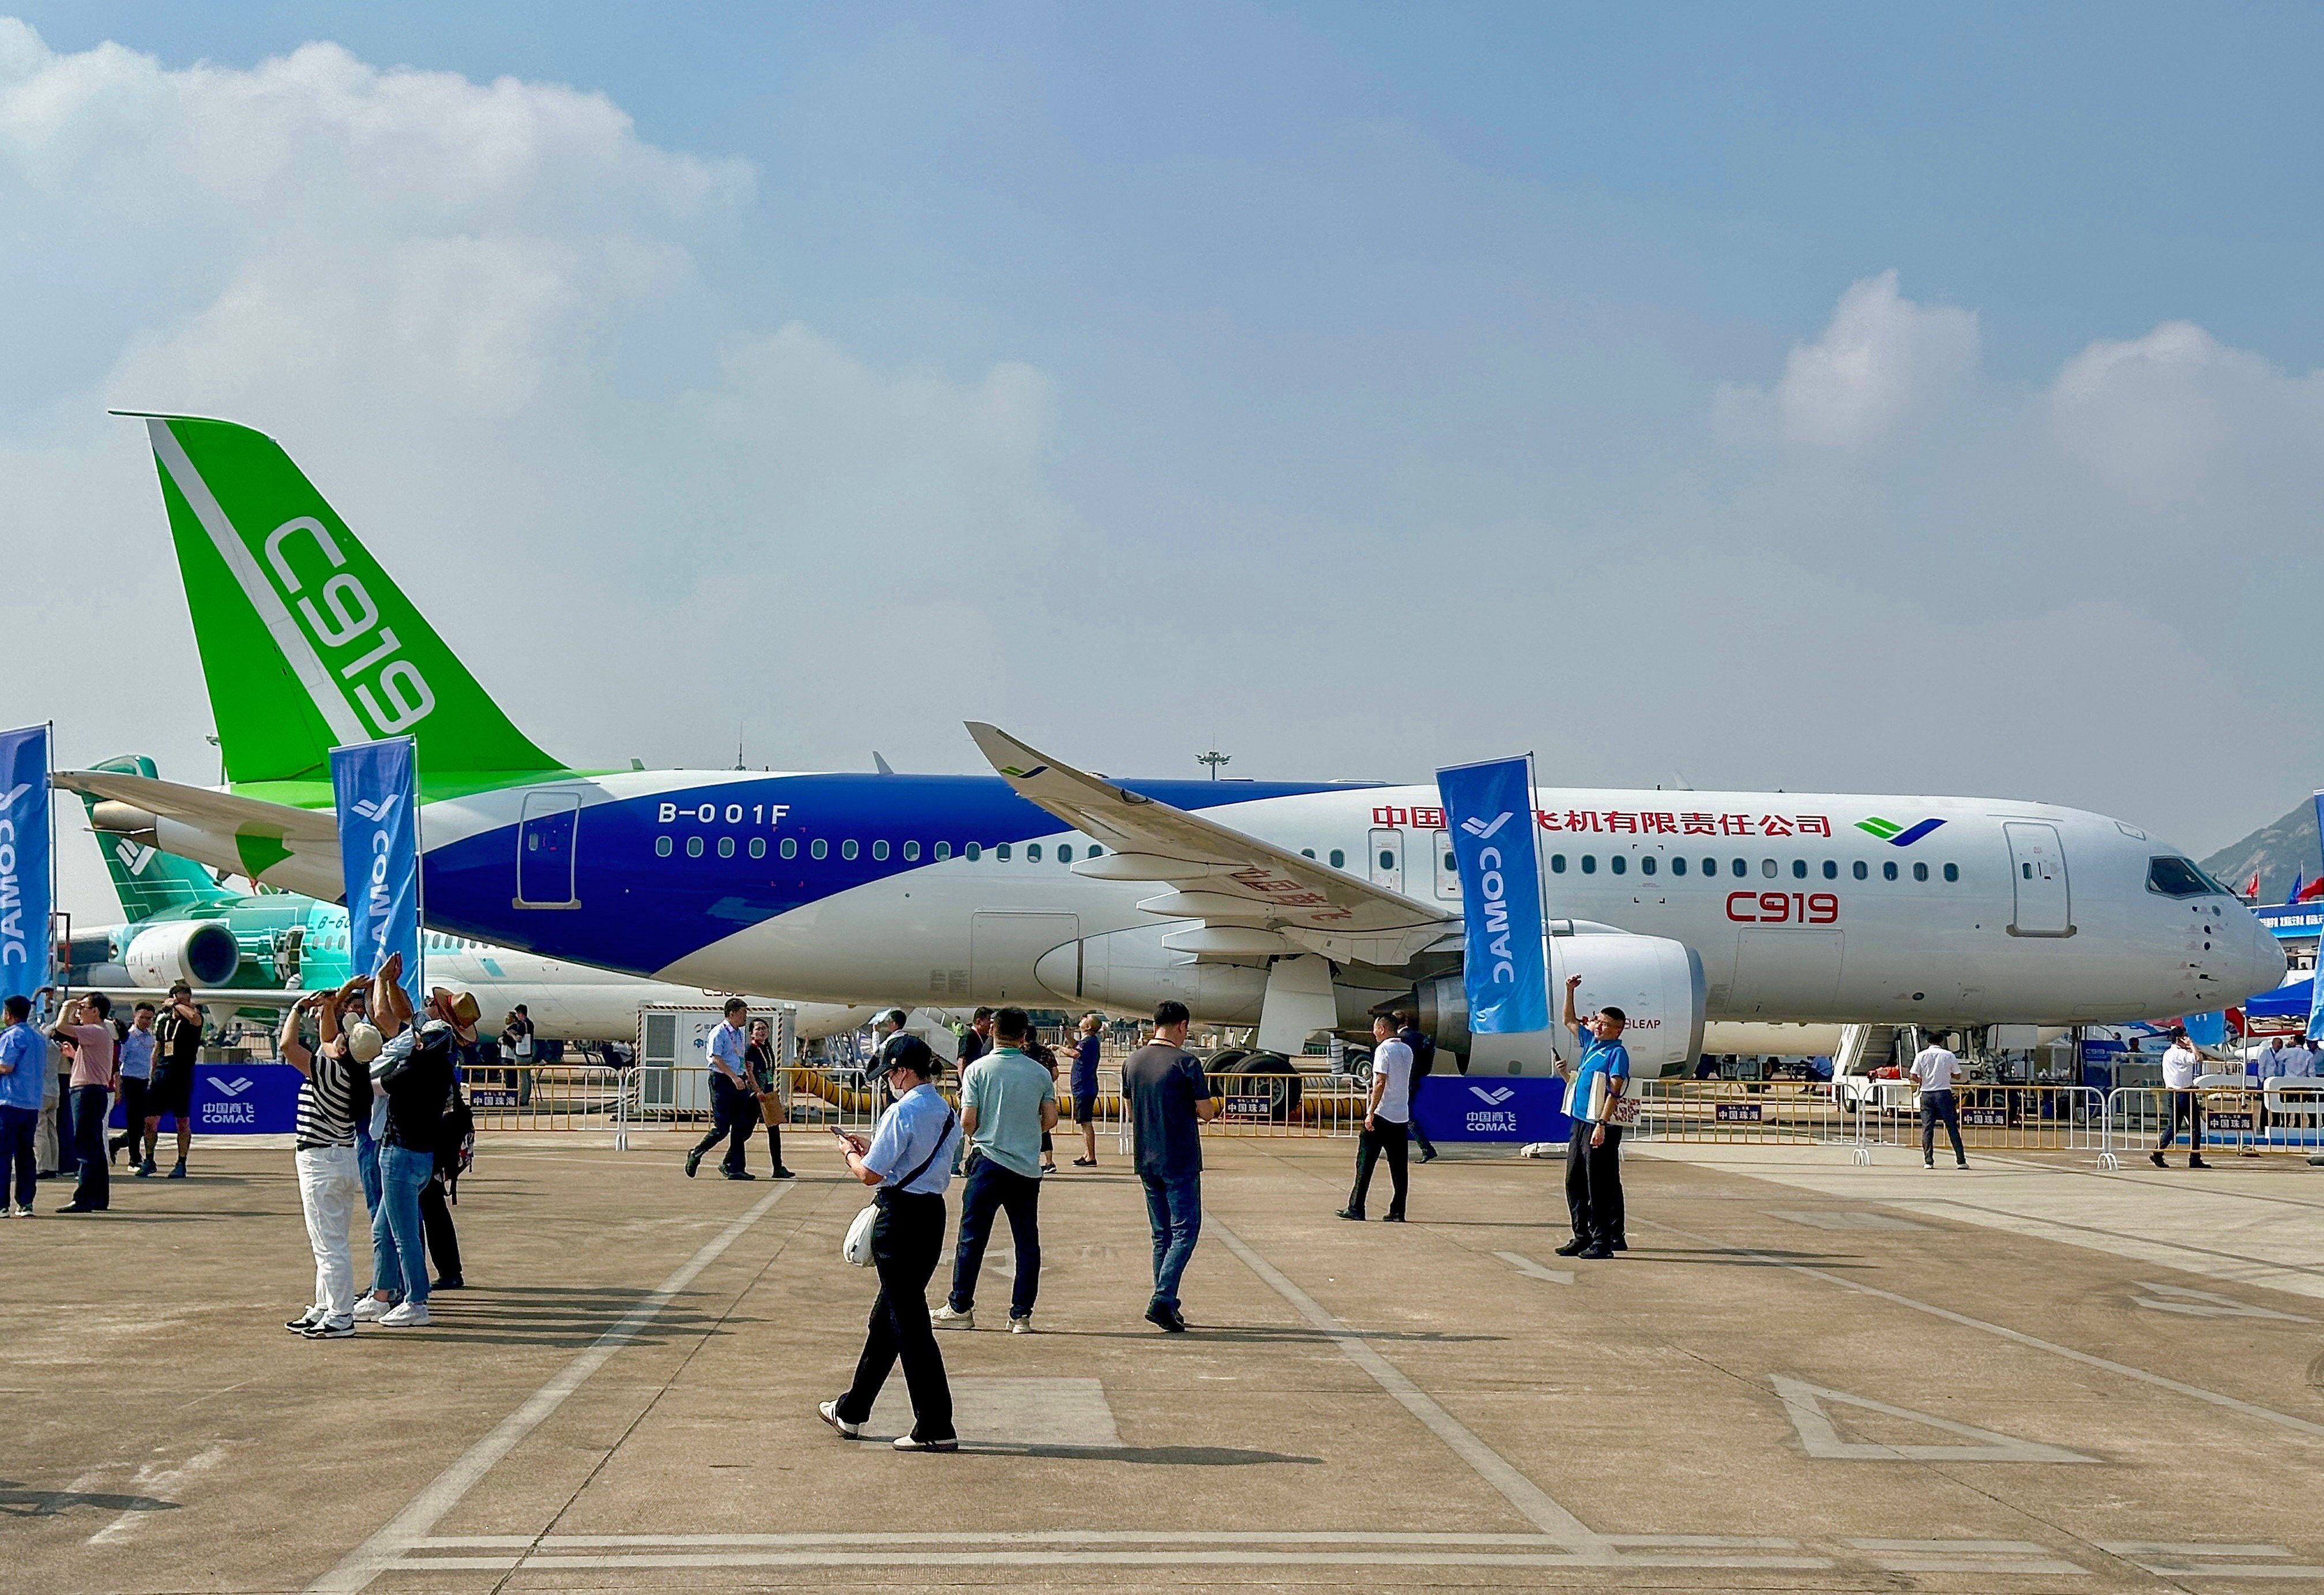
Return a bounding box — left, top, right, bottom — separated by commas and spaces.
1197, 748, 1230, 780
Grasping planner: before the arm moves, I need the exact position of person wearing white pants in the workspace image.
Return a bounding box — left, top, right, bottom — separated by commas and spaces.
279, 981, 379, 1340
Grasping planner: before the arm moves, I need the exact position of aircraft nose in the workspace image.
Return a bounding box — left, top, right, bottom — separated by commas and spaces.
2239, 913, 2287, 1001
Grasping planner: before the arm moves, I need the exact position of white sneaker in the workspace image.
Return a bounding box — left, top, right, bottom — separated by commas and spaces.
378, 1299, 431, 1328
1009, 1315, 1033, 1334
931, 1303, 974, 1330
817, 1400, 862, 1439
351, 1296, 393, 1323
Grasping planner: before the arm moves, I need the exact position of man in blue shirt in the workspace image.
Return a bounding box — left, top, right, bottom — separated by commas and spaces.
934, 1007, 1059, 1333
1123, 1000, 1220, 1331
685, 999, 759, 1181
1, 995, 44, 1216
1556, 973, 1630, 1261
823, 1035, 961, 1451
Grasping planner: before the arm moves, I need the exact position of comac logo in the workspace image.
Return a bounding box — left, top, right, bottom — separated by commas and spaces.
261, 516, 436, 735
1468, 1085, 1516, 1106
350, 794, 400, 824
114, 838, 156, 876
1461, 810, 1514, 841
0, 779, 33, 972
207, 1075, 255, 1097
1857, 816, 1946, 847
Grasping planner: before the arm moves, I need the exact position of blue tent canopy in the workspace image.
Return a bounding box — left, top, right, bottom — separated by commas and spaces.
2245, 977, 2314, 1020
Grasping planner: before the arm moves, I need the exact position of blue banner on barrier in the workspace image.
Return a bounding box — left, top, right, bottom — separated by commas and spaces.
112, 1062, 303, 1135
0, 724, 51, 1009
1412, 1074, 1570, 1143
330, 736, 423, 985
1436, 755, 1550, 1035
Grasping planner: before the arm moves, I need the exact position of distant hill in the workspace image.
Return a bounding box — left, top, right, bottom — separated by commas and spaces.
2201, 798, 2321, 902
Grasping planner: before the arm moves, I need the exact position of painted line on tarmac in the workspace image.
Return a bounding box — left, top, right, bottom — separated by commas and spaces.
1638, 1216, 2324, 1443
1494, 1250, 1575, 1285
1205, 1210, 1615, 1560
306, 1183, 796, 1595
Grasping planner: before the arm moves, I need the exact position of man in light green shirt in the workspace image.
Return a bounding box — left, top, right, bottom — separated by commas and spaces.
932, 1007, 1058, 1333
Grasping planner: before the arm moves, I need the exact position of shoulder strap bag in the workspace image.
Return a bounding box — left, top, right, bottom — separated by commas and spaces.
843, 1105, 956, 1267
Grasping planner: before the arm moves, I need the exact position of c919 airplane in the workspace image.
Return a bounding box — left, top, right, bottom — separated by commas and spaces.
61, 415, 2284, 1077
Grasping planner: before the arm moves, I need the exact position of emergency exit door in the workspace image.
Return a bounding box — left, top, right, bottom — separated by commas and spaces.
516, 790, 582, 909
2004, 821, 2071, 936
1368, 827, 1404, 894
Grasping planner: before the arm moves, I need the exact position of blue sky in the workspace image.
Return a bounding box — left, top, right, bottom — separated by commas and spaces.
5, 5, 2321, 919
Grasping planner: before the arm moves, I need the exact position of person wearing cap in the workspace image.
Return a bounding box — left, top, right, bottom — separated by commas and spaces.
685, 998, 759, 1181
417, 987, 480, 1290
2152, 1027, 2210, 1169
281, 976, 377, 1338
1069, 1013, 1103, 1167
821, 1033, 961, 1452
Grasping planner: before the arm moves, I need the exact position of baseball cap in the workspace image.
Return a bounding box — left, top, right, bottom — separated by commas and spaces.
345, 1021, 384, 1064
868, 1033, 939, 1081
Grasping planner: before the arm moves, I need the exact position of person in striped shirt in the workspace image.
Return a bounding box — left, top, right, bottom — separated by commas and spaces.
281, 976, 378, 1340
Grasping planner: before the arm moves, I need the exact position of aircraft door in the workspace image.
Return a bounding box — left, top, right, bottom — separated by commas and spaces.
517, 791, 583, 909
1431, 830, 1461, 900
2004, 821, 2071, 936
1368, 827, 1404, 895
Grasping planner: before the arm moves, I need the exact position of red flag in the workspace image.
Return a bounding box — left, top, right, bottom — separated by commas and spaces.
2301, 877, 2324, 902
2243, 872, 2261, 900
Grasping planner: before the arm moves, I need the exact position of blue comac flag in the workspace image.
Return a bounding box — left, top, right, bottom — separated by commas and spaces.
0, 724, 51, 1007
330, 736, 423, 987
1436, 754, 1550, 1033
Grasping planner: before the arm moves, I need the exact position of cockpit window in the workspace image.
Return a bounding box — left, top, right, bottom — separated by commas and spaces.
2146, 856, 2224, 898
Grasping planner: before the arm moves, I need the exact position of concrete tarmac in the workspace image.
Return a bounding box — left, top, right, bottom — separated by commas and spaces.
6, 1130, 2322, 1592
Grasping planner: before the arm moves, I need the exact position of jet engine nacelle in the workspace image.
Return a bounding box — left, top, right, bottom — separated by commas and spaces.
1418, 929, 1706, 1079
1033, 923, 1270, 1022
123, 920, 240, 989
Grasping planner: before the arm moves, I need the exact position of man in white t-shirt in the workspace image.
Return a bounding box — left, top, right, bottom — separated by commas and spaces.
1338, 1014, 1413, 1222
1907, 1034, 1966, 1169
2151, 1028, 2209, 1169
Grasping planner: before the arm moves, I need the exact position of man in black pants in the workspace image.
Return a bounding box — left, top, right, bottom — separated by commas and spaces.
822, 1037, 960, 1451
1394, 1010, 1438, 1163
1338, 1014, 1412, 1221
685, 999, 758, 1180
1556, 974, 1630, 1260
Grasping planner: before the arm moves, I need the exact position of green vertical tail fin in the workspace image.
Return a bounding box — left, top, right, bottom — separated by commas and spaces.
128, 413, 563, 790
82, 756, 238, 921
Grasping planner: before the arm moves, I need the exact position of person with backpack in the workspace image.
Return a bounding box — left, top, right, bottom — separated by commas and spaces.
418, 988, 480, 1291
354, 956, 452, 1328
1394, 1009, 1438, 1163
821, 1035, 961, 1451
280, 977, 376, 1338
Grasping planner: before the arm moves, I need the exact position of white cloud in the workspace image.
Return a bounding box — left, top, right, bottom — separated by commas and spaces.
1714, 270, 1979, 448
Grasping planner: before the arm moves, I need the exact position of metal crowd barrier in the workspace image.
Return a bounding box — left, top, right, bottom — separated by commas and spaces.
2101, 1083, 2324, 1169
1200, 1070, 1367, 1138
1631, 1078, 1854, 1146
1853, 1083, 2105, 1159
458, 1063, 630, 1133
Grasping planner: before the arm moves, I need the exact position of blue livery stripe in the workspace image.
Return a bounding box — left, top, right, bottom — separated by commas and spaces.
1889, 818, 1946, 847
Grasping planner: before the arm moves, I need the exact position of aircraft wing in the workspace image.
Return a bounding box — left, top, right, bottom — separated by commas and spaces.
965, 722, 1454, 967
55, 769, 344, 900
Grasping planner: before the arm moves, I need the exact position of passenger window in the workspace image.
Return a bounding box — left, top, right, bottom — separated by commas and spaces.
1913, 862, 1929, 882
1671, 856, 1687, 876
965, 843, 980, 862
904, 840, 920, 862
1791, 859, 1807, 879
1378, 850, 1394, 871
1329, 849, 1344, 868
1581, 855, 1597, 874
997, 844, 1011, 861
1551, 853, 1567, 873
1059, 845, 1073, 863
1822, 860, 1837, 879
1943, 862, 1957, 882
871, 840, 889, 862
1852, 860, 1867, 880
717, 837, 735, 858
1883, 861, 1897, 881
780, 837, 798, 860
811, 838, 829, 861
1732, 859, 1748, 878
1611, 855, 1627, 875
686, 837, 704, 859
1089, 845, 1102, 856
840, 840, 858, 861
1301, 848, 1315, 859
1761, 859, 1777, 878
1641, 855, 1657, 876
749, 837, 766, 859
2022, 862, 2032, 879
1028, 843, 1042, 862
933, 841, 950, 860
1705, 857, 1719, 876
655, 836, 672, 857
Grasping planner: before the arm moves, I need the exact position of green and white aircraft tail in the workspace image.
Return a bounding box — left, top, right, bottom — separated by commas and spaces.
81, 755, 237, 921
126, 413, 570, 802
